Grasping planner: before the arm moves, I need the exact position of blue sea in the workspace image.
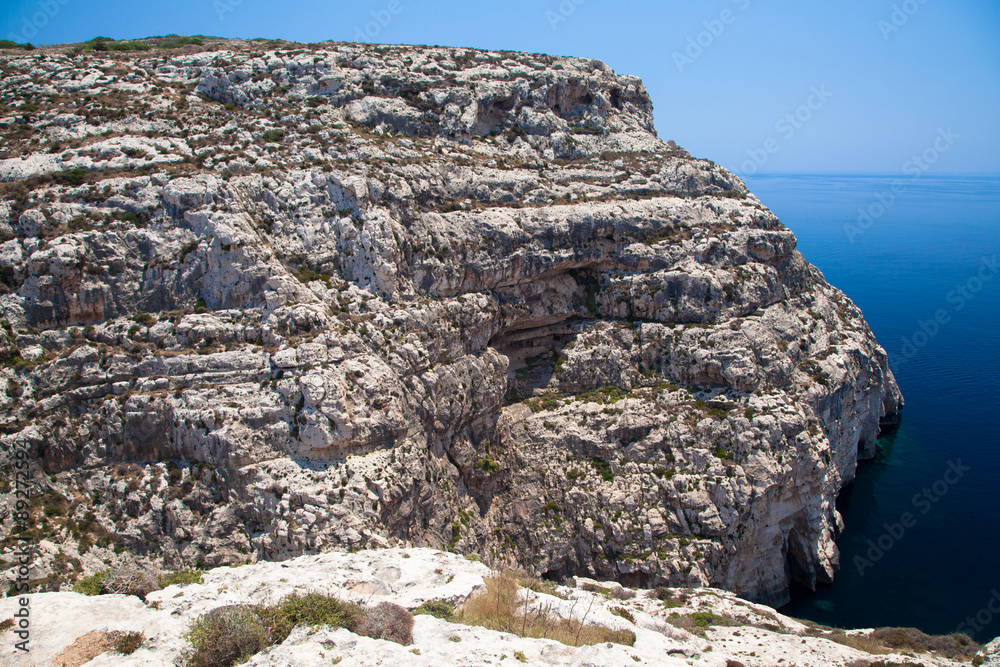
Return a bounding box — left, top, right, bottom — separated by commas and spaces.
743, 173, 1000, 643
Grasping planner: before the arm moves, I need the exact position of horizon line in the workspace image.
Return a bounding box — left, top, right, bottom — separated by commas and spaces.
742, 171, 1000, 178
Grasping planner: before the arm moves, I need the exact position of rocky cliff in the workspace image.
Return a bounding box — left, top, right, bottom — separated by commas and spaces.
0, 37, 901, 608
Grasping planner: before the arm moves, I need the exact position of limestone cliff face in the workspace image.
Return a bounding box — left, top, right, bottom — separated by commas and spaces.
0, 39, 900, 607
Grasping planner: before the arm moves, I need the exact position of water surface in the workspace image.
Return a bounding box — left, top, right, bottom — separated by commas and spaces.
743, 173, 1000, 642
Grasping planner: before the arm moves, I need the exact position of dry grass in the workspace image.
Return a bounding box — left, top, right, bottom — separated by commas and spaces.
803, 625, 980, 661
51, 629, 145, 666
457, 570, 635, 648
827, 632, 893, 655
868, 627, 979, 661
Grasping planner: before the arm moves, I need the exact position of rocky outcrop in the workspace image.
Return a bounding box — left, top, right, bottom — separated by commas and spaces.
0, 548, 975, 667
0, 38, 901, 608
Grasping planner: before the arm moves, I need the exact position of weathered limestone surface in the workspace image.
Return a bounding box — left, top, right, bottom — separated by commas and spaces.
0, 39, 901, 608
0, 548, 969, 667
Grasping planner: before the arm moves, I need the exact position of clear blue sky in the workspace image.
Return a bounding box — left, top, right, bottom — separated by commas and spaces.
2, 0, 998, 175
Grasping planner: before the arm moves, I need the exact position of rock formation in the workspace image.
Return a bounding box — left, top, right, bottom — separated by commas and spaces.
0, 547, 979, 667
0, 38, 901, 609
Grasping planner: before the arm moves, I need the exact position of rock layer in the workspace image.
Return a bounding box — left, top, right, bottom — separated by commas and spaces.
0, 38, 900, 607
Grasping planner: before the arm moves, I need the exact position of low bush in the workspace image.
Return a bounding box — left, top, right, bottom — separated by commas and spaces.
51, 168, 88, 187
109, 630, 145, 655
608, 587, 635, 601
355, 602, 414, 645
185, 592, 413, 666
867, 627, 980, 661
412, 599, 455, 621
269, 591, 363, 631
104, 564, 160, 600
648, 586, 685, 608
610, 606, 635, 623
160, 569, 204, 587
74, 570, 109, 596
802, 622, 980, 661
666, 611, 734, 637
262, 129, 284, 143
0, 40, 34, 50
76, 565, 161, 598
474, 457, 500, 474
186, 605, 270, 667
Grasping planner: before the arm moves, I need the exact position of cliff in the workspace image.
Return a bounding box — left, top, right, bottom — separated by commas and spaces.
0, 38, 901, 608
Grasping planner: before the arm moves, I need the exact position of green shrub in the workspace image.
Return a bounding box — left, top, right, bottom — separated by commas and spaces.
74, 571, 110, 596
526, 391, 562, 413
73, 565, 160, 599
577, 385, 626, 405
690, 611, 732, 628
474, 457, 500, 474
110, 630, 145, 655
610, 606, 635, 623
0, 618, 14, 632
270, 592, 363, 631
159, 569, 203, 587
505, 125, 527, 142
155, 35, 203, 49
185, 593, 411, 666
294, 267, 332, 288
590, 457, 614, 482
648, 587, 684, 608
52, 168, 87, 187
412, 600, 454, 621
186, 605, 271, 667
262, 129, 284, 143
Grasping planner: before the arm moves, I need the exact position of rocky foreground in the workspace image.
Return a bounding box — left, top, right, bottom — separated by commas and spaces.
0, 548, 992, 666
0, 35, 903, 611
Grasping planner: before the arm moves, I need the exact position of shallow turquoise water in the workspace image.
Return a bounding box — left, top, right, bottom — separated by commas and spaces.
743, 173, 1000, 642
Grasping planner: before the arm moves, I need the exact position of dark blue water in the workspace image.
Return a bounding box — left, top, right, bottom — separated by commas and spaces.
743, 173, 1000, 642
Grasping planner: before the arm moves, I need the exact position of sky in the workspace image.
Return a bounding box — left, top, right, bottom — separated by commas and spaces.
2, 0, 998, 176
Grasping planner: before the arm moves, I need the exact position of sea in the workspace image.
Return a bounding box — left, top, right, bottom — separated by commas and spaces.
740, 173, 1000, 642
